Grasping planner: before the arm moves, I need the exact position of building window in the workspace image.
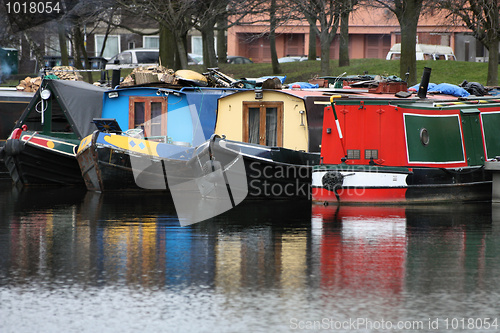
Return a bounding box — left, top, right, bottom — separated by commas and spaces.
243, 101, 283, 146
95, 35, 120, 59
143, 36, 159, 49
191, 35, 217, 56
45, 35, 71, 57
129, 97, 167, 137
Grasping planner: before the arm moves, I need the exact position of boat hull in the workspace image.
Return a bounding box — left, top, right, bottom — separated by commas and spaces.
77, 131, 194, 192
312, 165, 491, 204
208, 138, 320, 200
3, 133, 83, 186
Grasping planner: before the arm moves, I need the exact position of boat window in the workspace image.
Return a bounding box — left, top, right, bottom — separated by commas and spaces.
150, 102, 162, 136
243, 101, 283, 147
266, 107, 278, 146
134, 102, 145, 132
347, 149, 360, 159
365, 149, 378, 159
248, 107, 260, 144
129, 97, 167, 137
420, 128, 430, 146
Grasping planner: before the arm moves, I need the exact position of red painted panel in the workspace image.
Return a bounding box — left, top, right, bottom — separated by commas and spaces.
312, 186, 407, 203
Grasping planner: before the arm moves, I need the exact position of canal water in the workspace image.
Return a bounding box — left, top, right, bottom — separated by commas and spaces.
1, 180, 500, 332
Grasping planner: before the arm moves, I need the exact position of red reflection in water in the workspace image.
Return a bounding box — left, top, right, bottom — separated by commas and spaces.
313, 205, 407, 294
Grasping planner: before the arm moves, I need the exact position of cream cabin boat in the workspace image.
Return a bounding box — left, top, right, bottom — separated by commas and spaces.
201, 88, 332, 200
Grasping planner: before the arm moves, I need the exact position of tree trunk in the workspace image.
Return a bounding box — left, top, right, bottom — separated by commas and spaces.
72, 27, 82, 70
159, 24, 175, 69
216, 13, 227, 64
73, 25, 92, 83
176, 32, 189, 69
397, 0, 422, 85
487, 39, 499, 86
201, 19, 217, 68
269, 0, 281, 74
339, 9, 350, 67
58, 23, 69, 66
308, 22, 317, 60
319, 29, 332, 76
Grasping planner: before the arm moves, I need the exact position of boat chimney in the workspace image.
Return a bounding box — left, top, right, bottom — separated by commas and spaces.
418, 67, 432, 99
111, 69, 121, 89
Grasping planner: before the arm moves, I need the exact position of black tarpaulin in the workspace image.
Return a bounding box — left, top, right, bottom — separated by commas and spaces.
47, 80, 105, 138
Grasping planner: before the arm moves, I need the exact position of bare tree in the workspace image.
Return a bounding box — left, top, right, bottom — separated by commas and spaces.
436, 0, 499, 86
115, 0, 198, 69
371, 0, 424, 85
290, 0, 342, 76
192, 0, 228, 68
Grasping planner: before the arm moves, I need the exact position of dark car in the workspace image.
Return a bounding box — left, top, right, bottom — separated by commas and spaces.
227, 56, 253, 64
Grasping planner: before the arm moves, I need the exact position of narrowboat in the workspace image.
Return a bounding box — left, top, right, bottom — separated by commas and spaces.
76, 87, 241, 191
2, 79, 105, 186
312, 86, 500, 204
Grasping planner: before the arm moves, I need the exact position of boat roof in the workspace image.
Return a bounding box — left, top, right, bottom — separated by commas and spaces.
0, 88, 34, 101
221, 87, 462, 102
19, 79, 106, 138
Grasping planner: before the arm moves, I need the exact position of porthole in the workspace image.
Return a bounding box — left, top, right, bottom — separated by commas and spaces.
420, 128, 429, 146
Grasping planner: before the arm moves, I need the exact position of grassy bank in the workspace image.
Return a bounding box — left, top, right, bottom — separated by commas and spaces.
209, 58, 494, 86
2, 58, 495, 87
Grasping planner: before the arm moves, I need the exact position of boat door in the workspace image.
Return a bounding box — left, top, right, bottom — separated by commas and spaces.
242, 101, 283, 147
460, 109, 484, 166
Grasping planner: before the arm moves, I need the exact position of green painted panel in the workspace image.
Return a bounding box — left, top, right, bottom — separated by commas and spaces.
405, 114, 464, 163
481, 112, 500, 159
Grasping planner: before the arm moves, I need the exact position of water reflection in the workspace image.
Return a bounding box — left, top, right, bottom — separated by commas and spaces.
312, 205, 407, 295
2, 182, 500, 331
1, 182, 498, 293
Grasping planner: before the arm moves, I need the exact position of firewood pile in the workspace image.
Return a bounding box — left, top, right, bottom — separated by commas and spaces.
16, 76, 42, 92
16, 66, 83, 92
50, 66, 84, 81
121, 66, 176, 87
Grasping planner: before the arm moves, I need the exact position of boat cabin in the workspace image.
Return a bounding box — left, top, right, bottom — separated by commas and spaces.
214, 89, 331, 152
321, 97, 500, 168
16, 79, 104, 141
101, 87, 240, 146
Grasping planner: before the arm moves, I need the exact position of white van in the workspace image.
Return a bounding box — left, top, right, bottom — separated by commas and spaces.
105, 49, 200, 70
386, 44, 456, 61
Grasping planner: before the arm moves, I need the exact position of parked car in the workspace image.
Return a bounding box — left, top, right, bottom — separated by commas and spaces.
278, 56, 306, 63
227, 56, 253, 64
105, 48, 159, 70
189, 53, 203, 65
105, 49, 203, 69
386, 44, 456, 61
